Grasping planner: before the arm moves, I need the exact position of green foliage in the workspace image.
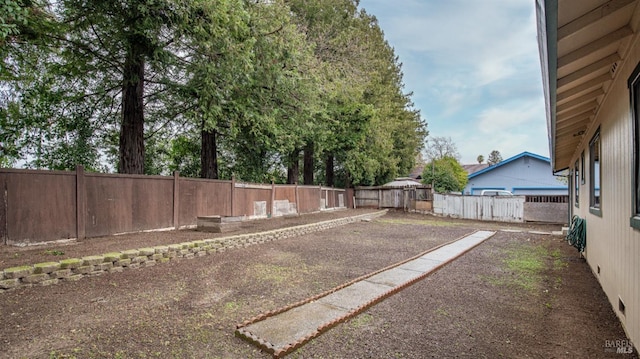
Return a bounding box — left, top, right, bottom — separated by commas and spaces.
488, 150, 503, 165
421, 156, 468, 193
3, 0, 427, 186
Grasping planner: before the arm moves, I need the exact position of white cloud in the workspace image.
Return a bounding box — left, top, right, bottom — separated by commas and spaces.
359, 0, 548, 164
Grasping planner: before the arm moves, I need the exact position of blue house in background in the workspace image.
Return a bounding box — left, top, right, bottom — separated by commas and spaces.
463, 152, 567, 196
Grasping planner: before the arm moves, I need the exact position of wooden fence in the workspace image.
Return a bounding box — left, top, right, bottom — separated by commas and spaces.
433, 194, 569, 224
0, 167, 351, 245
354, 186, 433, 212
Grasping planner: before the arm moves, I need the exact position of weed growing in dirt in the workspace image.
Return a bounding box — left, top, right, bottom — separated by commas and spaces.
349, 313, 373, 328
43, 249, 65, 256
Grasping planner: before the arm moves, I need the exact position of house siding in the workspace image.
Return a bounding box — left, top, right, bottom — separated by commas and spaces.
464, 155, 567, 195
571, 33, 640, 347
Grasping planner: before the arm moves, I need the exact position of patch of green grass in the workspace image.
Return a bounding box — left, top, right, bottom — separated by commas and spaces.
223, 301, 241, 312
349, 313, 373, 328
483, 245, 554, 292
251, 263, 306, 284
503, 245, 546, 291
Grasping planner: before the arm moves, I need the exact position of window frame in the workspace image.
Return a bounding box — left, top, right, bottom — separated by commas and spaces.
589, 128, 602, 216
581, 151, 585, 184
574, 159, 579, 207
629, 61, 640, 229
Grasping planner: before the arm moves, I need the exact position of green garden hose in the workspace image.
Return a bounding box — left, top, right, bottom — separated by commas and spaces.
566, 215, 586, 252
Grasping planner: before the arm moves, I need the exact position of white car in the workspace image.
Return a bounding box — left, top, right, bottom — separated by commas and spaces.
480, 189, 513, 196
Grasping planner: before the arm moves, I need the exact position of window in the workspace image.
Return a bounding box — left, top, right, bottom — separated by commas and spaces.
630, 62, 640, 228
581, 151, 585, 184
589, 129, 601, 216
574, 159, 579, 207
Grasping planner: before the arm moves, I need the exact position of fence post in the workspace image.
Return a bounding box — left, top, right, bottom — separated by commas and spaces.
1, 173, 7, 245
231, 176, 236, 217
76, 165, 86, 240
173, 171, 180, 229
295, 182, 299, 214
270, 181, 275, 217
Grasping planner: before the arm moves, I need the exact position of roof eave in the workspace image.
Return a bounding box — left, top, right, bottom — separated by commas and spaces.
536, 0, 559, 172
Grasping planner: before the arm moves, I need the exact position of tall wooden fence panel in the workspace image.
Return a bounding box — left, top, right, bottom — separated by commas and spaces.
233, 183, 272, 218
0, 167, 349, 245
85, 173, 174, 237
0, 169, 77, 244
297, 186, 320, 213
178, 178, 232, 226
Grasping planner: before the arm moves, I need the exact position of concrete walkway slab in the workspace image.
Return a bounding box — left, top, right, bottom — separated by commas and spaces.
236, 230, 496, 357
318, 280, 393, 311
365, 266, 431, 287
396, 257, 443, 273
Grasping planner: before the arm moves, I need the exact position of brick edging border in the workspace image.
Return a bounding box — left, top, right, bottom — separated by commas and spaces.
0, 210, 388, 293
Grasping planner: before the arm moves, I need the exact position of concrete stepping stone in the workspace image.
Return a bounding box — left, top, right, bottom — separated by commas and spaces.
235, 230, 496, 357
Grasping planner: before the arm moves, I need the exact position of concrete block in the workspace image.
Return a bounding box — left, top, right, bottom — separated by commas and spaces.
120, 249, 139, 259
40, 279, 59, 286
197, 216, 242, 233
52, 269, 72, 279
151, 253, 164, 261
102, 252, 122, 262
138, 247, 155, 256
0, 278, 20, 289
33, 262, 61, 274
131, 256, 147, 264
94, 262, 113, 271
22, 273, 50, 284
4, 266, 33, 279
115, 258, 131, 267
153, 246, 169, 254
82, 255, 104, 266
73, 266, 94, 275
59, 258, 82, 269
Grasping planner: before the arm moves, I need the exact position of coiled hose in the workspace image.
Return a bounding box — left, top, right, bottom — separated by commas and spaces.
566, 215, 586, 252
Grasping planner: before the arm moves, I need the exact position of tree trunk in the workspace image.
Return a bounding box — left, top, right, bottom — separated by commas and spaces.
303, 142, 314, 185
287, 150, 299, 184
201, 127, 218, 179
118, 46, 145, 174
325, 153, 334, 187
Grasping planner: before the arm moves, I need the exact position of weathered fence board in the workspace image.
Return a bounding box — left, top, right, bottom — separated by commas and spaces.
433, 194, 525, 223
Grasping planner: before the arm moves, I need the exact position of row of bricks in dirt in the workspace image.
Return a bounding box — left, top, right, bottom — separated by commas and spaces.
0, 210, 386, 293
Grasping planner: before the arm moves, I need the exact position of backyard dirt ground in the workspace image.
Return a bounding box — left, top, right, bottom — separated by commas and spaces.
0, 209, 637, 358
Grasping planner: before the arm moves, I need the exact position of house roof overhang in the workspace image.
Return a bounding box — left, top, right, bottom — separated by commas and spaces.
537, 0, 640, 172
468, 151, 550, 179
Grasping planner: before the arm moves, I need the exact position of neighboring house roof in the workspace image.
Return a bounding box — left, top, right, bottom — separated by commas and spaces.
383, 177, 423, 187
461, 164, 489, 175
468, 152, 550, 179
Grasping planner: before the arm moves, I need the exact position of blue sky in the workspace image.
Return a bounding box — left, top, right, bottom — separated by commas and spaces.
358, 0, 548, 164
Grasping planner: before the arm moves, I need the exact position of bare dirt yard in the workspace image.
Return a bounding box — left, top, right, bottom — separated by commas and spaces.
0, 210, 636, 358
